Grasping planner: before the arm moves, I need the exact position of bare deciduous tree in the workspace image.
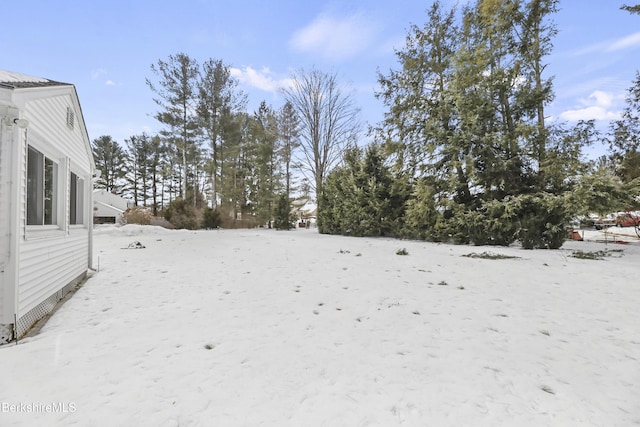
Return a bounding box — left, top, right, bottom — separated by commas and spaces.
281, 68, 360, 201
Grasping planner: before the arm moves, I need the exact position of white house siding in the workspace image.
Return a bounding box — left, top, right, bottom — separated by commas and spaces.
13, 85, 93, 326
23, 91, 91, 172
0, 70, 95, 342
17, 232, 88, 315
0, 103, 23, 330
0, 120, 9, 325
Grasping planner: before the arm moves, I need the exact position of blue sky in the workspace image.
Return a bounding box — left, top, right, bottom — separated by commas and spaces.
2, 0, 639, 152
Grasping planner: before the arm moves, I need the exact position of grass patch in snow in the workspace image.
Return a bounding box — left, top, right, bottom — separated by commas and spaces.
571, 249, 623, 260
396, 248, 409, 256
462, 251, 519, 260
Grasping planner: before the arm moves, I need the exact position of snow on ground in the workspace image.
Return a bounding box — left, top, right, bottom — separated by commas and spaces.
1, 225, 639, 426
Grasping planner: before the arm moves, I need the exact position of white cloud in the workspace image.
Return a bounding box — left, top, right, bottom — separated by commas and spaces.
574, 31, 640, 55
607, 31, 640, 52
560, 106, 615, 121
230, 66, 289, 93
587, 90, 615, 108
105, 80, 116, 86
559, 90, 624, 121
91, 68, 107, 80
290, 12, 377, 61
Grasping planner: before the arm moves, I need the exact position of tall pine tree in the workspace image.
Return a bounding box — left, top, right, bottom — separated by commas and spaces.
147, 52, 201, 201
92, 135, 128, 193
197, 58, 247, 208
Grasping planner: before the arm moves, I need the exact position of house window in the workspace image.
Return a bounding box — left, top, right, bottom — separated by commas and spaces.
27, 146, 58, 225
69, 172, 84, 225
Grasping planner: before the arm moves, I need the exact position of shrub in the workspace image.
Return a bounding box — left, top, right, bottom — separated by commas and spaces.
202, 208, 221, 229
442, 194, 566, 249
509, 193, 568, 249
163, 198, 200, 230
481, 200, 519, 246
215, 204, 261, 229
120, 206, 152, 225
317, 145, 409, 237
274, 194, 296, 230
404, 179, 439, 239
436, 205, 473, 245
439, 202, 518, 247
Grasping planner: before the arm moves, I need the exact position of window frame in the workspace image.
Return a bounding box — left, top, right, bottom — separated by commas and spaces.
26, 145, 60, 227
69, 170, 85, 226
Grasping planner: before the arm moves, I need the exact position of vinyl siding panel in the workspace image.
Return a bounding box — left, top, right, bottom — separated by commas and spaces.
12, 86, 93, 319
25, 93, 92, 173
0, 124, 9, 321
18, 232, 88, 314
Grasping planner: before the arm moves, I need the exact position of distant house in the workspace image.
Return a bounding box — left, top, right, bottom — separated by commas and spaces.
0, 70, 95, 343
93, 190, 131, 224
292, 197, 317, 227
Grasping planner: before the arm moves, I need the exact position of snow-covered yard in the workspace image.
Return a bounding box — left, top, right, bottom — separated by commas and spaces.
1, 225, 639, 426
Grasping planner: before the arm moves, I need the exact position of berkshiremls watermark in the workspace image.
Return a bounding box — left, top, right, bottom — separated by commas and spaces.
2, 401, 76, 413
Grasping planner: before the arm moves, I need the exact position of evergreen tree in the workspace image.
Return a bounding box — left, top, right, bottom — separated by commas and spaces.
247, 101, 282, 226
372, 0, 576, 247
147, 52, 201, 200
358, 145, 408, 237
124, 133, 174, 214
608, 72, 640, 207
454, 0, 535, 201
375, 1, 460, 178
160, 139, 182, 207
125, 134, 151, 206
318, 161, 351, 235
403, 177, 440, 240
570, 160, 633, 217
273, 194, 295, 230
201, 207, 221, 229
621, 4, 640, 14
518, 0, 559, 180
198, 58, 247, 208
147, 134, 167, 216
618, 151, 640, 186
610, 72, 640, 156
92, 135, 127, 193
318, 145, 407, 237
278, 101, 300, 198
219, 112, 251, 219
